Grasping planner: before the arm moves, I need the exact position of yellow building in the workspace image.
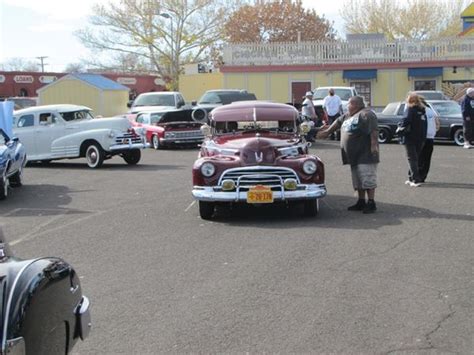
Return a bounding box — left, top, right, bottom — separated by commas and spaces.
38, 73, 129, 116
181, 37, 474, 108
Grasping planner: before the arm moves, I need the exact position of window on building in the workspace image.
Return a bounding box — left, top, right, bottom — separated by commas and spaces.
414, 80, 436, 91
350, 81, 371, 106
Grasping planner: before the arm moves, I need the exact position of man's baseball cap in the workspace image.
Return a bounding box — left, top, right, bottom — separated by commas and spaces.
467, 87, 474, 95
305, 91, 313, 96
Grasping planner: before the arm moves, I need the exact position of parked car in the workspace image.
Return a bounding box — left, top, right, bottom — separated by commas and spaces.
311, 86, 360, 119
0, 235, 90, 354
376, 100, 464, 145
130, 108, 206, 149
192, 101, 327, 219
127, 91, 187, 114
13, 105, 147, 168
192, 89, 257, 113
411, 90, 450, 100
0, 128, 27, 200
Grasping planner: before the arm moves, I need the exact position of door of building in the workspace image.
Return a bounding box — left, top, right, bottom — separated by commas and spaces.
291, 82, 312, 110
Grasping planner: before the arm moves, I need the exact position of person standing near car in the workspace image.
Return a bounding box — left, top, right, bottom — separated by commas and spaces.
418, 97, 440, 182
317, 96, 379, 214
323, 88, 343, 139
301, 91, 317, 142
461, 87, 474, 149
400, 93, 427, 187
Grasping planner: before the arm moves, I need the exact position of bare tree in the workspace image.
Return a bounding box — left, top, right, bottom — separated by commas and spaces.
0, 58, 40, 72
75, 0, 242, 90
340, 0, 469, 40
64, 62, 87, 73
225, 0, 335, 43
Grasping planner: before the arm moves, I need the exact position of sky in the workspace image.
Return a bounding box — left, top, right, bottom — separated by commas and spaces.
0, 0, 345, 73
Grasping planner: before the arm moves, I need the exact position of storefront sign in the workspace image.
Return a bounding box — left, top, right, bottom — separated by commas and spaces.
0, 75, 5, 83
13, 75, 34, 83
117, 77, 137, 85
39, 75, 57, 84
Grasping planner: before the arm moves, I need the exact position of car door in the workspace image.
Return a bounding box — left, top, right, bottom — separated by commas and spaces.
36, 111, 66, 158
13, 113, 37, 159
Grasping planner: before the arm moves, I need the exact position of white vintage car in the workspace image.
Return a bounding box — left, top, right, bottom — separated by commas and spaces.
13, 104, 147, 168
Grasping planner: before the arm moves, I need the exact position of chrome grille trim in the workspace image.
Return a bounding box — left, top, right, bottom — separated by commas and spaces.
168, 130, 203, 138
114, 133, 142, 144
218, 166, 300, 187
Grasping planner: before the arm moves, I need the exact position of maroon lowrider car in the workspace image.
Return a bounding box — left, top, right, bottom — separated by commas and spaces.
192, 101, 327, 219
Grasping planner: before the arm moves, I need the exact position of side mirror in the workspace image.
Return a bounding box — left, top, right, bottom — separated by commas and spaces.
127, 101, 133, 108
191, 100, 197, 106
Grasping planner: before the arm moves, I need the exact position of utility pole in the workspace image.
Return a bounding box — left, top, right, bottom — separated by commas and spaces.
36, 56, 48, 72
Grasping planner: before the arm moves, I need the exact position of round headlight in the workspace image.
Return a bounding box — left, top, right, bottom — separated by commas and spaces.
201, 162, 216, 177
302, 160, 317, 175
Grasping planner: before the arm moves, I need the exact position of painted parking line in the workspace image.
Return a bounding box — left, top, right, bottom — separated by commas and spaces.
185, 200, 196, 212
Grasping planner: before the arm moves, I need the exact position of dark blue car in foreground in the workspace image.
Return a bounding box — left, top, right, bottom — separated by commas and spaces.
0, 128, 26, 200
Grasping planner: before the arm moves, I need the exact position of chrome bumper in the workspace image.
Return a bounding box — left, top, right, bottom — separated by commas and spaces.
75, 296, 91, 341
192, 184, 326, 202
160, 137, 204, 144
109, 142, 148, 151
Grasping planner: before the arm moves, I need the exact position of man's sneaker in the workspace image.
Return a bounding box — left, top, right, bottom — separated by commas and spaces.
405, 180, 412, 185
363, 200, 377, 214
463, 143, 473, 149
409, 181, 421, 187
348, 199, 366, 211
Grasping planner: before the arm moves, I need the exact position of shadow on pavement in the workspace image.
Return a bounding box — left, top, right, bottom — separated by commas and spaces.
27, 162, 184, 171
0, 184, 90, 217
209, 194, 473, 229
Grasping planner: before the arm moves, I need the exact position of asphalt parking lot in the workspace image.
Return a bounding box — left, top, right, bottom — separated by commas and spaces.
0, 141, 472, 354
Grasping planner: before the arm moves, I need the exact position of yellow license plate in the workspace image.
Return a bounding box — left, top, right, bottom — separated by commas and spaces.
247, 185, 273, 204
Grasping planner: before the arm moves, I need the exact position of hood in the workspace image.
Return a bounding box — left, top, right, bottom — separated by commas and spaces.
129, 105, 176, 114
217, 136, 297, 165
81, 116, 131, 131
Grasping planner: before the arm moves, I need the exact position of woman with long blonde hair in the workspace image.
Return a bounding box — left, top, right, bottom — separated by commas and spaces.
399, 93, 427, 187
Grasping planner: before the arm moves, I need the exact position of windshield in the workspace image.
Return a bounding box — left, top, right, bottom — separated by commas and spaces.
430, 102, 461, 116
134, 94, 175, 107
149, 112, 165, 124
59, 110, 94, 122
214, 120, 295, 134
313, 89, 353, 100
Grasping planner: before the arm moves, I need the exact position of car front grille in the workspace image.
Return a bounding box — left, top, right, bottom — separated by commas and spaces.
167, 130, 203, 139
218, 167, 299, 188
115, 133, 142, 144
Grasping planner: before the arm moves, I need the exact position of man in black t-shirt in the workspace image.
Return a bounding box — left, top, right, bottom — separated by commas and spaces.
317, 96, 379, 213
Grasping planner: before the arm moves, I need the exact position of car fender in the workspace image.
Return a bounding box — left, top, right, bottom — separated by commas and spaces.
51, 129, 116, 156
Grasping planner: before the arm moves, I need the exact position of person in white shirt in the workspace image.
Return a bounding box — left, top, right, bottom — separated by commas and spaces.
323, 88, 343, 140
301, 91, 317, 141
418, 98, 440, 182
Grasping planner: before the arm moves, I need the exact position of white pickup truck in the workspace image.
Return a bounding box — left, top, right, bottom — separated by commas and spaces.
13, 104, 147, 168
311, 86, 360, 119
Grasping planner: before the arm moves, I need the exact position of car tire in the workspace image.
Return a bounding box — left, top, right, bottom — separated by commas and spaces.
453, 128, 464, 146
199, 201, 215, 220
152, 135, 160, 150
303, 199, 319, 217
85, 143, 105, 169
0, 173, 8, 200
9, 165, 23, 187
378, 128, 392, 144
122, 149, 141, 165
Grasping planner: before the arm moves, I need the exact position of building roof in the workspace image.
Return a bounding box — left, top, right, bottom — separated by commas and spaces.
461, 3, 474, 17
71, 73, 129, 91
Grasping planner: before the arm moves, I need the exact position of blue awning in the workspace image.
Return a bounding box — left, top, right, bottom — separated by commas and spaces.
408, 67, 443, 77
343, 69, 377, 80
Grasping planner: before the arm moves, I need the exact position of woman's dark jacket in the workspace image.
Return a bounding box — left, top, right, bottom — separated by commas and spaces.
401, 105, 427, 145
